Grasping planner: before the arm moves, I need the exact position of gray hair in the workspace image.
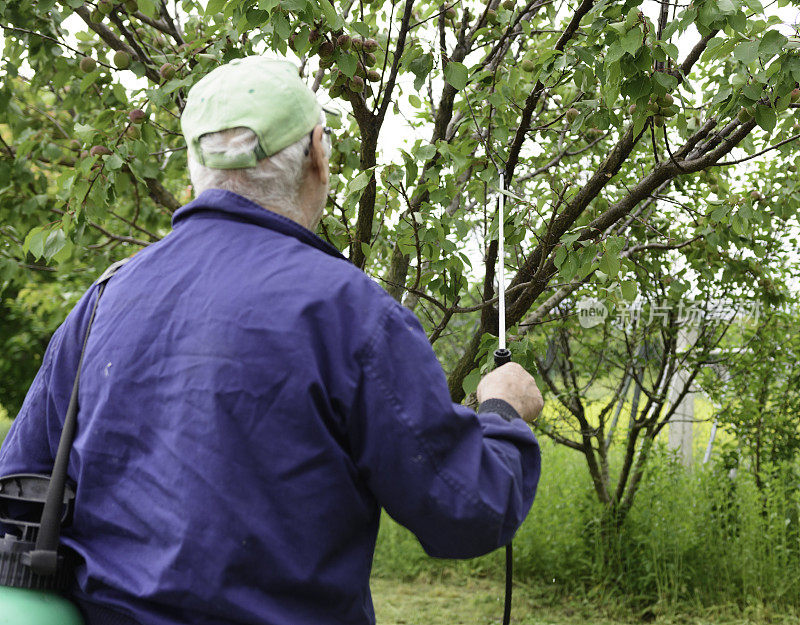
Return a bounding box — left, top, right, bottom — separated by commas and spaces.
187, 118, 331, 223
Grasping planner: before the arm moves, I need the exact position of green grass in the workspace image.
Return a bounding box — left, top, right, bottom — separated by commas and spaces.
370, 577, 800, 625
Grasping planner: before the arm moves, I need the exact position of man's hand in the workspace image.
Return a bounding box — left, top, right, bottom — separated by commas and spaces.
477, 362, 543, 424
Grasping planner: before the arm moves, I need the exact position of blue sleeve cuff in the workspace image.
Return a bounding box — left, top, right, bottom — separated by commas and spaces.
477, 398, 521, 423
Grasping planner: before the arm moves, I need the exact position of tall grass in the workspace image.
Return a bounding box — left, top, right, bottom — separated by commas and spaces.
373, 439, 800, 611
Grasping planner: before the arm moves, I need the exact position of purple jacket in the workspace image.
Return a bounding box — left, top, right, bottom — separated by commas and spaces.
0, 189, 541, 625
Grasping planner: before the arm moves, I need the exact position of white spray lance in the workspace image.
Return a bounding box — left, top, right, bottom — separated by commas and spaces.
494, 173, 513, 625
494, 172, 512, 368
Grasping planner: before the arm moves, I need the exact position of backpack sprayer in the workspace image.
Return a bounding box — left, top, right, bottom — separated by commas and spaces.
494, 173, 514, 625
0, 260, 128, 625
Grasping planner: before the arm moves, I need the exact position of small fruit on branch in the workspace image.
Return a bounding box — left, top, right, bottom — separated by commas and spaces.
159, 62, 176, 79
97, 0, 115, 15
79, 56, 97, 73
114, 50, 131, 69
349, 75, 365, 93
129, 108, 147, 124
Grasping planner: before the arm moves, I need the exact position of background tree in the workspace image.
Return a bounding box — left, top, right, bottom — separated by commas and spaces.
700, 306, 800, 490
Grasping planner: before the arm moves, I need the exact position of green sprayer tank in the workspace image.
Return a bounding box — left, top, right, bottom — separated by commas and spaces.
0, 586, 84, 625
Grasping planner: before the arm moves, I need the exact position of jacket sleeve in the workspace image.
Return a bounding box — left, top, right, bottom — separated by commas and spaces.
350, 301, 541, 559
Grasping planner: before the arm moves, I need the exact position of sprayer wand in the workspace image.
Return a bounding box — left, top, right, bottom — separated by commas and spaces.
494, 173, 511, 369
494, 173, 513, 625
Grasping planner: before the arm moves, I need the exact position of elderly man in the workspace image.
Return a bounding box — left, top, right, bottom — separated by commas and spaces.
0, 57, 542, 625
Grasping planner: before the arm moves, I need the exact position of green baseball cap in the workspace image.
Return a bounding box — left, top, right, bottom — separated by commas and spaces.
181, 56, 321, 169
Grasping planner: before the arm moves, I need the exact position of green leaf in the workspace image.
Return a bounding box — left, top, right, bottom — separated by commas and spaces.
633, 113, 648, 137
599, 252, 620, 278
462, 368, 481, 396
606, 41, 625, 64
25, 228, 46, 260
711, 203, 731, 222
662, 20, 680, 40
621, 280, 637, 301
137, 0, 157, 17
443, 62, 468, 91
205, 0, 227, 15
73, 123, 95, 142
560, 253, 578, 281
22, 226, 43, 256
760, 30, 788, 58
754, 105, 776, 132
554, 245, 567, 268
352, 22, 370, 38
408, 53, 433, 91
104, 153, 124, 170
653, 71, 677, 90
43, 229, 66, 261
41, 143, 62, 161
338, 53, 357, 78
621, 28, 641, 56
605, 236, 626, 255
52, 239, 74, 263
416, 144, 436, 160
734, 40, 759, 65
314, 0, 344, 31
272, 12, 291, 40
349, 170, 372, 193
742, 82, 763, 101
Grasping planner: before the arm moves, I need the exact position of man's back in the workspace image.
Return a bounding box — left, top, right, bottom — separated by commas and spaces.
0, 190, 540, 625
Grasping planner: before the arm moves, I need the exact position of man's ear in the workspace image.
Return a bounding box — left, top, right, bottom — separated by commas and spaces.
309, 124, 329, 186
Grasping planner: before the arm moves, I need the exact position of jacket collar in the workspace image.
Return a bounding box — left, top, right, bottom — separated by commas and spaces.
172, 189, 347, 261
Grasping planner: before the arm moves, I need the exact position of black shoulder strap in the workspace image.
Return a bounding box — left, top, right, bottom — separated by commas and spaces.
26, 258, 130, 576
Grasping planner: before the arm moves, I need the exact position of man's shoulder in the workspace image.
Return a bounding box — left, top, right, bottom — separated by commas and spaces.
296, 245, 401, 318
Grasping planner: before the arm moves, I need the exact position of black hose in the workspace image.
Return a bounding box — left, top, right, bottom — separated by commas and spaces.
494, 347, 513, 625
503, 543, 513, 625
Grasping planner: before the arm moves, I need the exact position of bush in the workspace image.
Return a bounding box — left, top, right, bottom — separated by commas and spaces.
0, 405, 11, 446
